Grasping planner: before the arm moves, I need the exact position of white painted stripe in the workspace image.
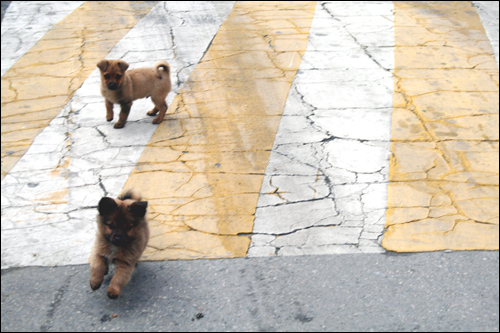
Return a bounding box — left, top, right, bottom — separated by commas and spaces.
250, 1, 394, 256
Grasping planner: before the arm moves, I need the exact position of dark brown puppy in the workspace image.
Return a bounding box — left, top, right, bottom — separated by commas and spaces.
90, 189, 149, 299
97, 59, 171, 128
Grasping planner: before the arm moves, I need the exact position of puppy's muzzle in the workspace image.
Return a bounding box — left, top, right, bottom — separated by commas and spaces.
107, 231, 131, 246
107, 82, 119, 90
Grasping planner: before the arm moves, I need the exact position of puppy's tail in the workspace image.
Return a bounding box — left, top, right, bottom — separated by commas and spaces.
155, 61, 170, 80
118, 189, 142, 201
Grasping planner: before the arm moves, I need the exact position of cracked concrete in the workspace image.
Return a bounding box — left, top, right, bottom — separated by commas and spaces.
1, 1, 236, 267
1, 1, 498, 268
382, 1, 499, 252
1, 1, 85, 76
123, 1, 317, 261
249, 1, 394, 256
1, 1, 159, 181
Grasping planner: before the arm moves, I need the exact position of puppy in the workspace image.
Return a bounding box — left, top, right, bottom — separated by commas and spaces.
90, 189, 149, 299
97, 59, 171, 128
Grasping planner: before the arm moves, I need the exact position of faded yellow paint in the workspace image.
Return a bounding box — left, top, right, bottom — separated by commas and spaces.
383, 2, 499, 251
125, 1, 317, 260
1, 1, 158, 180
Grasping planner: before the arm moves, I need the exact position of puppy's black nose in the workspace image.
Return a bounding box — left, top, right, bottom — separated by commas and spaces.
111, 236, 126, 246
108, 82, 118, 90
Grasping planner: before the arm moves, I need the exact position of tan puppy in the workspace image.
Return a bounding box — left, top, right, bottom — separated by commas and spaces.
97, 59, 171, 128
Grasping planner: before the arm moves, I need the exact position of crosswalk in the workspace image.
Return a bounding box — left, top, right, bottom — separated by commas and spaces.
1, 1, 498, 268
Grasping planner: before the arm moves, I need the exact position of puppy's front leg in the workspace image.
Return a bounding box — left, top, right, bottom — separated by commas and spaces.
105, 99, 114, 122
107, 259, 135, 299
90, 254, 109, 291
114, 101, 132, 129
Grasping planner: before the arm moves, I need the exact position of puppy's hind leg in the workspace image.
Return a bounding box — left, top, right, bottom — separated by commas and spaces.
151, 98, 168, 124
147, 106, 159, 117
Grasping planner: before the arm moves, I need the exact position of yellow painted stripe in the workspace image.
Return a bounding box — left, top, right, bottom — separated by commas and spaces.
383, 1, 499, 251
124, 1, 317, 260
1, 1, 158, 180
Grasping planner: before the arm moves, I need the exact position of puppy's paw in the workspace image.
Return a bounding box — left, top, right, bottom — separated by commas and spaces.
106, 116, 113, 122
107, 287, 120, 299
90, 280, 102, 291
113, 122, 125, 129
152, 116, 163, 124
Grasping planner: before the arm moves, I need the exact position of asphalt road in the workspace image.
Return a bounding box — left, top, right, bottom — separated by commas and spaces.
2, 251, 498, 332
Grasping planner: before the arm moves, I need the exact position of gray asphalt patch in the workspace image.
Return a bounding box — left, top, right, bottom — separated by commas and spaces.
2, 252, 498, 332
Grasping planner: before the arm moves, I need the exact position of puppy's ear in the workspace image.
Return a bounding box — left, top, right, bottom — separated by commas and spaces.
117, 60, 129, 72
128, 201, 148, 218
98, 197, 118, 216
97, 60, 109, 72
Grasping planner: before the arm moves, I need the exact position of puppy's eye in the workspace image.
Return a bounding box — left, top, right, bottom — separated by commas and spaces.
115, 74, 122, 80
104, 74, 110, 80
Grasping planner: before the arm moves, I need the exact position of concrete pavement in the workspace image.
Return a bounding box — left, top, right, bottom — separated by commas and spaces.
2, 1, 497, 267
1, 1, 499, 331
